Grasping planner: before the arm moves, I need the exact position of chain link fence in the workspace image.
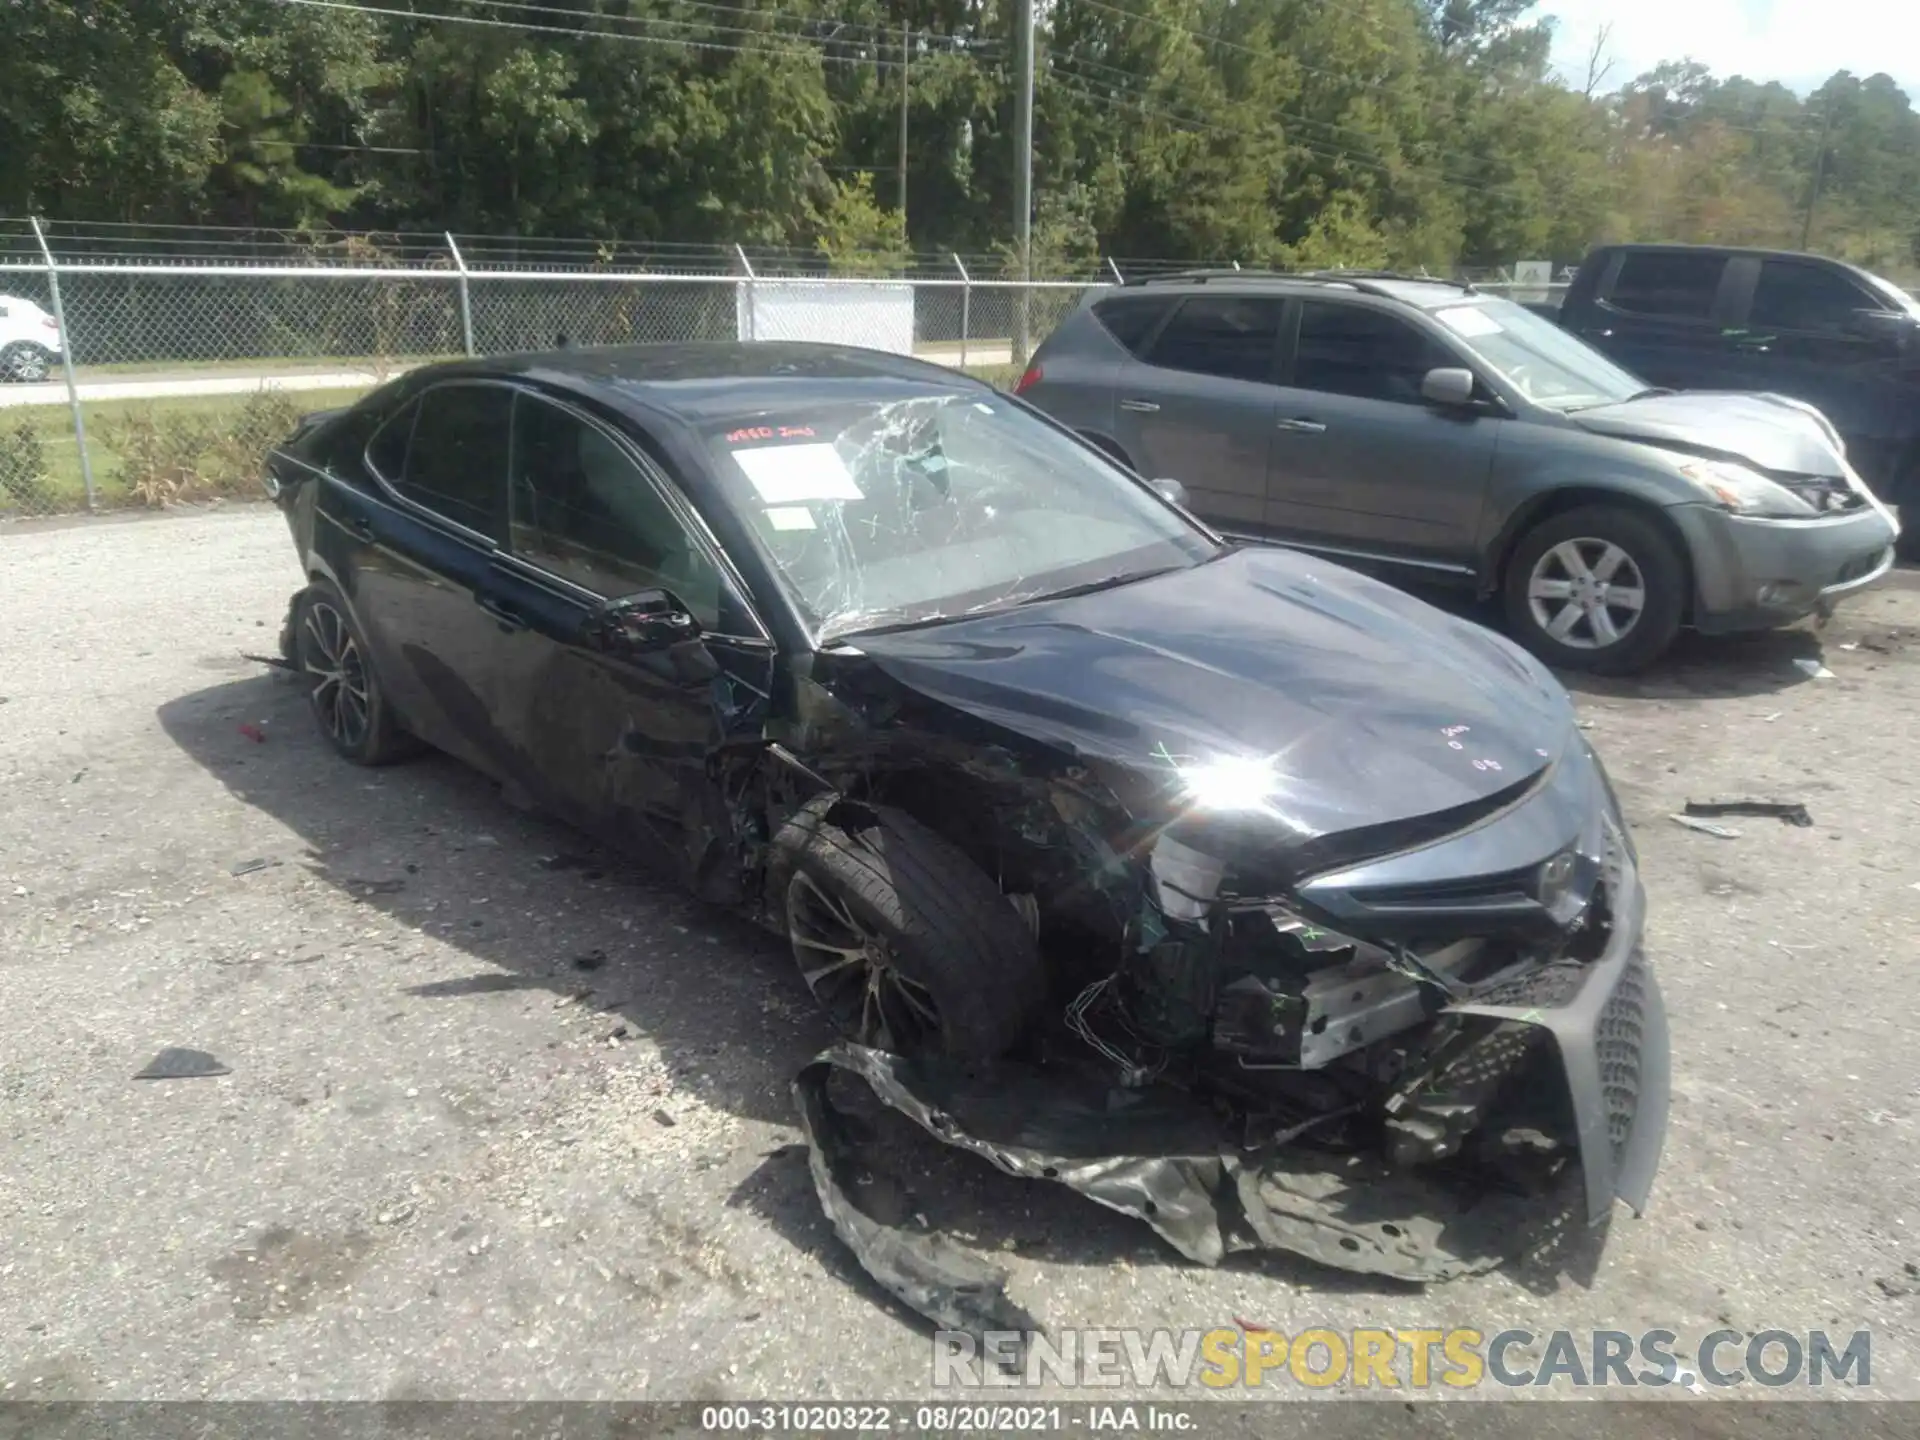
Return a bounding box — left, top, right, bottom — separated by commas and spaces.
0, 221, 1108, 518
0, 219, 1604, 520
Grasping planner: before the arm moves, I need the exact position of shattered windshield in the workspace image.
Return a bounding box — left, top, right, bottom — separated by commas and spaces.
1433, 297, 1644, 411
702, 392, 1218, 640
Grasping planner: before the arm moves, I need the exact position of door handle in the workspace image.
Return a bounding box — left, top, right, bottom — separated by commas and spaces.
476, 594, 526, 632
1275, 417, 1328, 434
1119, 398, 1161, 413
348, 515, 375, 540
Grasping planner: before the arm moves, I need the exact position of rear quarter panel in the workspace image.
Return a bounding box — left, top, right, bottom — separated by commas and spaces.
1022, 307, 1128, 451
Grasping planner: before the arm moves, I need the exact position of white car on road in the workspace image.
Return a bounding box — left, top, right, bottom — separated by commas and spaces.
1, 295, 63, 382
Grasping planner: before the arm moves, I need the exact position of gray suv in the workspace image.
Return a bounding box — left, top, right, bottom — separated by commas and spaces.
1016, 271, 1900, 673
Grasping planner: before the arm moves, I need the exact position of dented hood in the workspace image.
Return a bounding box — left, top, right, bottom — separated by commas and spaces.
851, 546, 1573, 853
1567, 390, 1844, 476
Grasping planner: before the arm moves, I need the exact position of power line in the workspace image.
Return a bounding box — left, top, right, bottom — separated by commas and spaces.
398, 0, 995, 55
1047, 50, 1502, 193
1066, 0, 1405, 94
269, 0, 918, 68
1044, 61, 1526, 200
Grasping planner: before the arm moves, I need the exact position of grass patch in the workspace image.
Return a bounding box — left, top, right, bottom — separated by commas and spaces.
2, 385, 370, 515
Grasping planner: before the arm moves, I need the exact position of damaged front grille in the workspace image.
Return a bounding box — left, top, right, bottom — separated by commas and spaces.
1596, 954, 1649, 1167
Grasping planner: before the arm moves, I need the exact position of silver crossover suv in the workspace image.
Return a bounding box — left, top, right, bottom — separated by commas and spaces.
1017, 270, 1900, 673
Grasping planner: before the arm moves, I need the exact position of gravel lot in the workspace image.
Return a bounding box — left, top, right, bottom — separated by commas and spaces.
2, 507, 1917, 1425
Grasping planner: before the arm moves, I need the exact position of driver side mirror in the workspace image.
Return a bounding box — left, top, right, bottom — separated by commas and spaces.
1149, 476, 1189, 508
580, 588, 702, 657
1420, 366, 1479, 408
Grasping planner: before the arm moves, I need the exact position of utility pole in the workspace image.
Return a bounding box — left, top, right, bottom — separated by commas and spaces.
1013, 0, 1035, 360
899, 20, 911, 222
1800, 102, 1834, 251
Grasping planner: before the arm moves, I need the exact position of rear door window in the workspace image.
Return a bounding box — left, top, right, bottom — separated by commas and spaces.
1291, 302, 1458, 405
1091, 296, 1174, 355
1750, 260, 1881, 335
365, 400, 417, 482
391, 384, 510, 540
1606, 251, 1726, 319
1144, 296, 1284, 383
507, 392, 726, 626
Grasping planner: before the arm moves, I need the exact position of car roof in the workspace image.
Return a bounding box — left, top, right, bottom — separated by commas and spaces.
1110, 271, 1481, 311
1592, 241, 1863, 265
414, 341, 986, 422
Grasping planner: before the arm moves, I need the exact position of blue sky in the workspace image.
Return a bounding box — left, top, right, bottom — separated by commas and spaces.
1535, 0, 1920, 96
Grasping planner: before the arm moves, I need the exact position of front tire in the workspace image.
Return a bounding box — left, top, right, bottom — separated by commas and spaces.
773, 798, 1046, 1060
1, 343, 53, 383
293, 583, 420, 765
1504, 506, 1686, 675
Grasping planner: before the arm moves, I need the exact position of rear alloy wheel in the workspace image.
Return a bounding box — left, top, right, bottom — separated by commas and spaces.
1, 344, 52, 383
294, 585, 420, 765
774, 798, 1045, 1060
1504, 506, 1685, 674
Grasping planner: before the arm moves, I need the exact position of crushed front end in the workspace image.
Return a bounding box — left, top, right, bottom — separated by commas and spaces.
792, 731, 1670, 1331
1110, 735, 1669, 1235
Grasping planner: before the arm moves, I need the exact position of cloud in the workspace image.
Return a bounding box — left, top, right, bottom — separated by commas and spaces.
1536, 0, 1920, 96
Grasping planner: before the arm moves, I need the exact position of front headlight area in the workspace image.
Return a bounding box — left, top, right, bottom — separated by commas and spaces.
1676, 458, 1821, 518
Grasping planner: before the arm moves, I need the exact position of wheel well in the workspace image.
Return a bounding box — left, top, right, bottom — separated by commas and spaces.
1491, 488, 1697, 623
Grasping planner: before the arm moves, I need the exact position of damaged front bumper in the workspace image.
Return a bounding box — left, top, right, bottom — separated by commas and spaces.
791, 852, 1668, 1334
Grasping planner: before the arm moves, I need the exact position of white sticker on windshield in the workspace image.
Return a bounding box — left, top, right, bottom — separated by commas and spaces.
734, 443, 864, 504
764, 506, 817, 531
1436, 305, 1503, 338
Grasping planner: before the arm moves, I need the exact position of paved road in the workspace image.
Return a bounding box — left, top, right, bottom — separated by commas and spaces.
0, 343, 1018, 409
0, 509, 1915, 1421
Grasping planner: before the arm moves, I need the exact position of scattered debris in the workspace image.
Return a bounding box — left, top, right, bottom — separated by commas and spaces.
1761, 712, 1783, 723
228, 857, 281, 877
572, 949, 607, 971
793, 1043, 1602, 1343
1684, 800, 1813, 829
237, 722, 267, 743
1792, 659, 1835, 680
374, 1202, 417, 1227
134, 1048, 231, 1081
242, 652, 297, 672
1839, 642, 1859, 652
1875, 1262, 1919, 1299
1670, 814, 1741, 839
539, 853, 595, 872
348, 877, 407, 895
69, 769, 86, 785
652, 1109, 678, 1128
1235, 1317, 1273, 1334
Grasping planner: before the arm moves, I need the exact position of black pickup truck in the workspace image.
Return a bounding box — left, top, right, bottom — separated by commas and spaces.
1550, 244, 1920, 527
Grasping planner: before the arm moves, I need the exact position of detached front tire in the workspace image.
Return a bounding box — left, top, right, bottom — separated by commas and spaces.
774, 798, 1046, 1060
293, 582, 420, 765
1504, 505, 1686, 675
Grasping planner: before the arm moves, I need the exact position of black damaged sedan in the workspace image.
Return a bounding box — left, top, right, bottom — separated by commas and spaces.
265, 342, 1667, 1307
